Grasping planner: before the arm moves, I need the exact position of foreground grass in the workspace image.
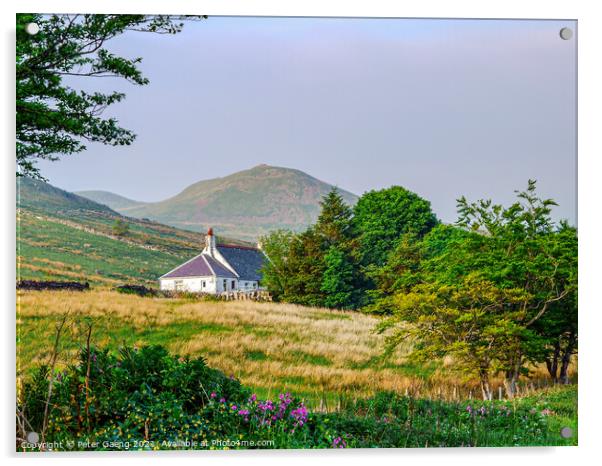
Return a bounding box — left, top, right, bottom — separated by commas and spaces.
18, 344, 577, 450
18, 290, 569, 408
18, 290, 414, 405
337, 385, 577, 447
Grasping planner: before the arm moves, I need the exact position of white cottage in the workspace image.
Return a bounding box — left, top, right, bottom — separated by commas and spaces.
159, 228, 266, 294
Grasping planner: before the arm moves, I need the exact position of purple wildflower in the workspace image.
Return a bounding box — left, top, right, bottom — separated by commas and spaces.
291, 403, 308, 427
258, 400, 274, 412
210, 392, 217, 399
332, 437, 347, 449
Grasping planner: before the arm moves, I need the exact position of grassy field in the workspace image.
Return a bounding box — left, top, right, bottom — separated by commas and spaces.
17, 210, 194, 286
17, 289, 570, 409
17, 207, 252, 287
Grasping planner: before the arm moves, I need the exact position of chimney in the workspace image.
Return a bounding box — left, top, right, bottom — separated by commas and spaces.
204, 227, 216, 257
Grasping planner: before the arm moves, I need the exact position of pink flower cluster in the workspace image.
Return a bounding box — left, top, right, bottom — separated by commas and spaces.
210, 392, 310, 431
332, 436, 347, 448
290, 403, 308, 427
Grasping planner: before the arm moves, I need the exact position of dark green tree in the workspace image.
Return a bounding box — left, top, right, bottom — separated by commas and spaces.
321, 246, 356, 309
284, 227, 328, 306
261, 189, 362, 309
353, 186, 438, 267
16, 13, 205, 178
315, 188, 355, 248
363, 232, 420, 315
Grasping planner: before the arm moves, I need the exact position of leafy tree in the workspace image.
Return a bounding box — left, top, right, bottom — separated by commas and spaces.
366, 225, 471, 315
455, 180, 575, 396
259, 229, 296, 301
380, 274, 531, 400
16, 13, 204, 178
532, 222, 578, 383
380, 181, 577, 398
354, 186, 438, 267
260, 227, 326, 306
321, 246, 356, 309
364, 232, 423, 315
112, 218, 129, 237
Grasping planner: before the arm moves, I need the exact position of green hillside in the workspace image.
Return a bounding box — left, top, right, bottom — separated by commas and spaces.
16, 177, 250, 286
18, 177, 116, 214
74, 190, 146, 211
77, 165, 359, 240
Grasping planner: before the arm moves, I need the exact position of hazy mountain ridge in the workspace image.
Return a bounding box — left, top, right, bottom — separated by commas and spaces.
77, 165, 359, 240
75, 190, 146, 211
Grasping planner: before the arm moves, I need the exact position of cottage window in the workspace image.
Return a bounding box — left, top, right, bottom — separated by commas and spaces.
223, 279, 227, 290
232, 280, 236, 289
202, 281, 206, 288
174, 280, 184, 291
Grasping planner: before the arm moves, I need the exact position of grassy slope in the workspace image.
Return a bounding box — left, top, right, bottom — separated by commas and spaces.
18, 290, 430, 403
17, 290, 571, 407
79, 165, 359, 241
17, 177, 251, 285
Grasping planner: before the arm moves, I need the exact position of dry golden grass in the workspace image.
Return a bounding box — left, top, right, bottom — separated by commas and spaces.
17, 289, 572, 406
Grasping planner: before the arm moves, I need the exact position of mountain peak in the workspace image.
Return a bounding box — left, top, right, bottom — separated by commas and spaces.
77, 166, 359, 241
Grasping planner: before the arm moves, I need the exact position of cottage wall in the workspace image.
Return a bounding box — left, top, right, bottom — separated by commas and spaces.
160, 276, 217, 293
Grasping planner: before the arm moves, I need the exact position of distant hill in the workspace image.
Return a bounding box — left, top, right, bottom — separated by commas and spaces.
74, 190, 146, 211
76, 165, 359, 240
18, 177, 116, 214
16, 177, 250, 286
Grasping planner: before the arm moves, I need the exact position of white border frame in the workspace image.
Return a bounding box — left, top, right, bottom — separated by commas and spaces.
2, 1, 599, 465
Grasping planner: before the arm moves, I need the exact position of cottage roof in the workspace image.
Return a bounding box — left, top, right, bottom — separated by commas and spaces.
217, 244, 265, 281
161, 253, 237, 279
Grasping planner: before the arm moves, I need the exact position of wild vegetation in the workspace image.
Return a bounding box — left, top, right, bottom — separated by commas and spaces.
261, 183, 577, 400
17, 341, 577, 451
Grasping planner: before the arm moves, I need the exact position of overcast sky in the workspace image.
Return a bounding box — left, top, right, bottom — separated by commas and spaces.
36, 17, 577, 225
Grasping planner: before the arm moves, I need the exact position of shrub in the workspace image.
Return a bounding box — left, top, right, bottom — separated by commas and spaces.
18, 345, 337, 450
115, 285, 158, 297
17, 346, 577, 450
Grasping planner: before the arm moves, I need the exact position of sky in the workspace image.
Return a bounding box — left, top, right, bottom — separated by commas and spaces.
36, 17, 577, 225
